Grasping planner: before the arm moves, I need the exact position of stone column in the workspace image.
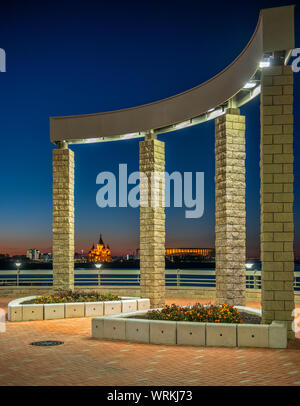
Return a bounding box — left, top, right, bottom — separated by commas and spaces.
260, 65, 295, 339
52, 143, 75, 291
139, 133, 165, 308
215, 108, 246, 306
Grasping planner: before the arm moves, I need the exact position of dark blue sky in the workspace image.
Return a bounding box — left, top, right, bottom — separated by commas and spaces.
0, 0, 299, 257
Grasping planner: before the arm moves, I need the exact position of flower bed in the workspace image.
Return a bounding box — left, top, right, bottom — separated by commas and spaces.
91, 306, 287, 348
8, 295, 150, 322
21, 290, 120, 304
146, 303, 242, 323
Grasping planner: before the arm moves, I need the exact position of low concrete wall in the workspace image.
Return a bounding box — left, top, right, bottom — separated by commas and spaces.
0, 286, 140, 298
1, 285, 299, 304
92, 310, 288, 349
0, 286, 54, 298
8, 296, 150, 322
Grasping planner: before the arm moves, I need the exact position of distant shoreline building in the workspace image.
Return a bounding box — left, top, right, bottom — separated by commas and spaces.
26, 248, 40, 261
165, 248, 215, 260
136, 248, 215, 260
39, 253, 53, 262
88, 234, 111, 263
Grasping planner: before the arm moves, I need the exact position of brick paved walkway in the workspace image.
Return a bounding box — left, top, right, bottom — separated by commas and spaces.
0, 297, 299, 386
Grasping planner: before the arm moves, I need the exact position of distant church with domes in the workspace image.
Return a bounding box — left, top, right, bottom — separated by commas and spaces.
88, 234, 111, 263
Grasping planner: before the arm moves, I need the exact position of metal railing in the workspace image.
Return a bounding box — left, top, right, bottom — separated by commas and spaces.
0, 269, 299, 291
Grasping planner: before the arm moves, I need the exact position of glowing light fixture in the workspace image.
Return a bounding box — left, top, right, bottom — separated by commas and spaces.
175, 120, 192, 130
208, 108, 223, 120
252, 85, 261, 98
243, 82, 256, 89
245, 263, 254, 269
259, 60, 270, 68
85, 138, 99, 144
95, 263, 102, 269
123, 133, 137, 140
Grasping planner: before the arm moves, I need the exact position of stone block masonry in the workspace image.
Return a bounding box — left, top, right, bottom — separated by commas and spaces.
52, 146, 75, 291
260, 65, 295, 339
215, 108, 246, 306
139, 134, 165, 308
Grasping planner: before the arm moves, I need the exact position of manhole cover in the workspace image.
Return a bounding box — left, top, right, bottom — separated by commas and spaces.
30, 341, 64, 347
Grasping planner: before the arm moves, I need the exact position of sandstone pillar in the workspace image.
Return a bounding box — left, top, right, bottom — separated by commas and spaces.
52, 143, 75, 290
215, 108, 246, 306
139, 133, 165, 308
260, 65, 295, 339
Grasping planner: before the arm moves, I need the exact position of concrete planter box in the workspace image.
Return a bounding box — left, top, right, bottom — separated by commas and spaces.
149, 320, 177, 345
104, 301, 122, 315
8, 296, 142, 322
91, 307, 287, 349
237, 324, 269, 348
137, 299, 150, 311
8, 298, 289, 349
22, 304, 44, 321
65, 303, 86, 318
8, 305, 23, 322
85, 302, 104, 317
104, 318, 126, 340
269, 321, 288, 348
121, 300, 137, 313
177, 321, 205, 346
206, 323, 237, 347
125, 319, 150, 343
91, 318, 105, 339
44, 303, 65, 320
7, 296, 37, 321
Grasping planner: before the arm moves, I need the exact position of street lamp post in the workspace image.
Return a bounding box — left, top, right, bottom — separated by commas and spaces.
15, 262, 21, 286
95, 263, 102, 286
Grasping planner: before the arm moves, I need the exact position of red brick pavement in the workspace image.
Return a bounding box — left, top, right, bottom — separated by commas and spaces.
0, 297, 299, 386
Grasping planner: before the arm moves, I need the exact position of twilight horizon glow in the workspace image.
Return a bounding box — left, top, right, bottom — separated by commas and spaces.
0, 0, 299, 258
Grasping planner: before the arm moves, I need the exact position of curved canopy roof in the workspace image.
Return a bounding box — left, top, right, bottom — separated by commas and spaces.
50, 5, 294, 145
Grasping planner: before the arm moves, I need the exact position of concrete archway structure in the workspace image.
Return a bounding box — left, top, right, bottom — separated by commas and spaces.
50, 6, 296, 338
